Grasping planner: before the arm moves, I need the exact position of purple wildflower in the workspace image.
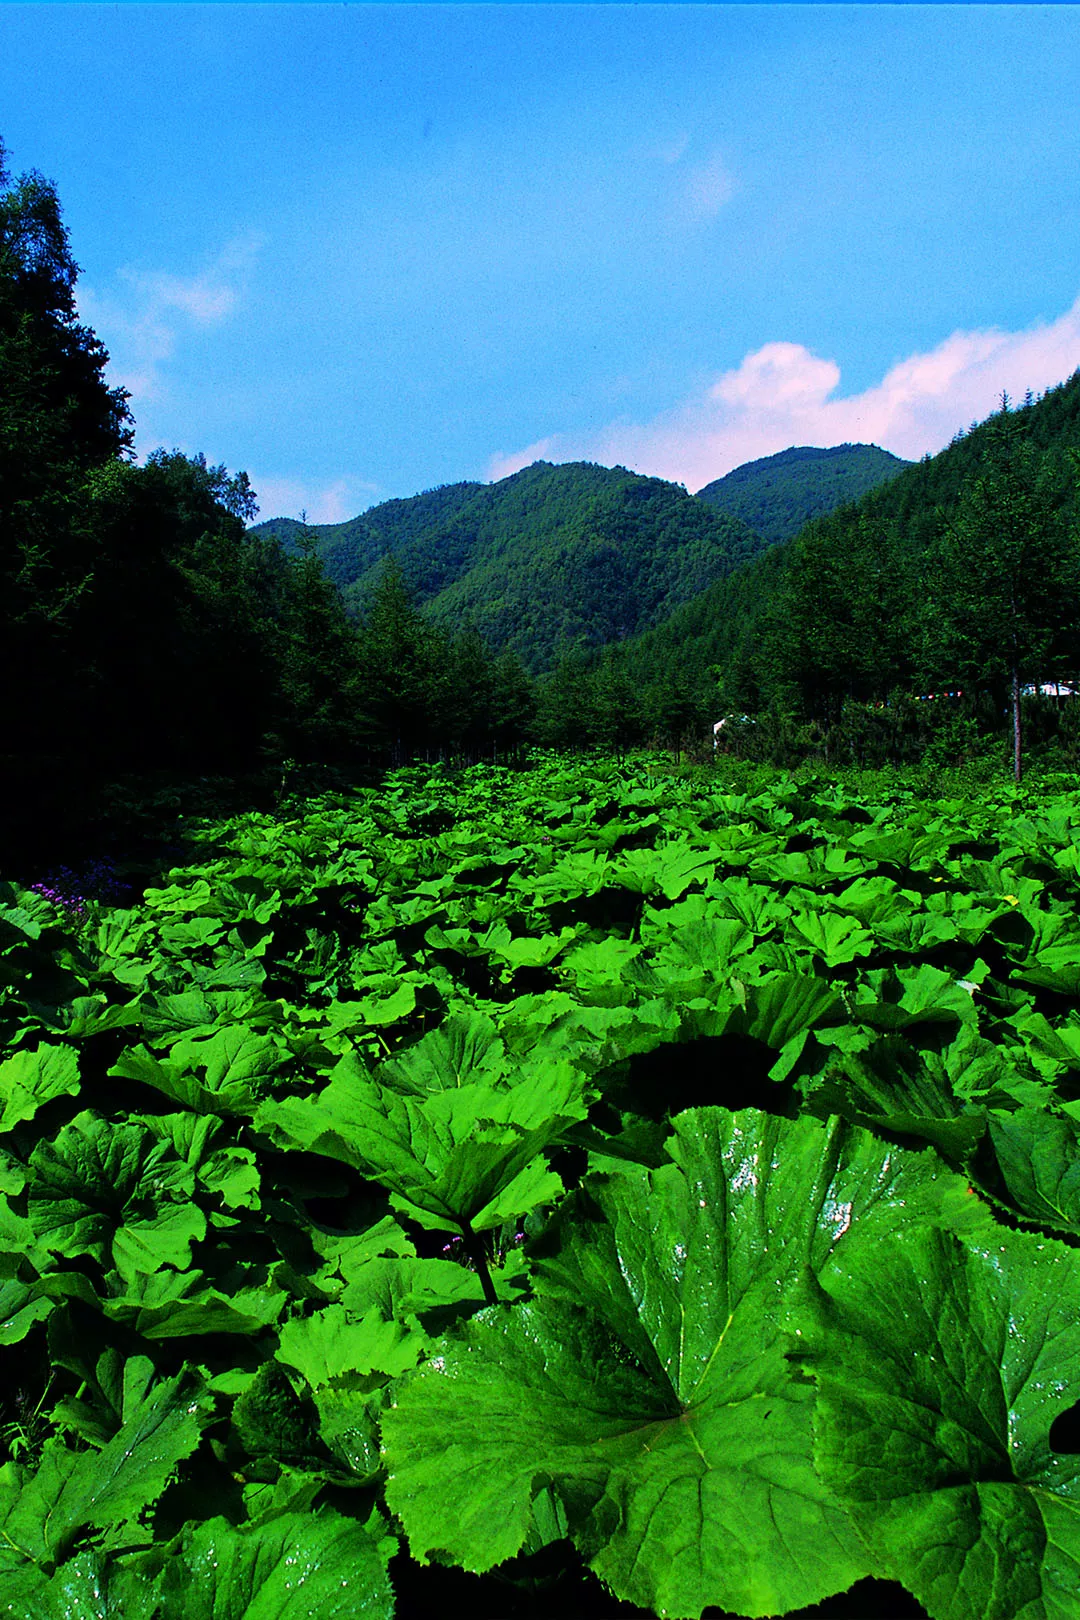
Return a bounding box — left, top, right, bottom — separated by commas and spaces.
30, 858, 127, 918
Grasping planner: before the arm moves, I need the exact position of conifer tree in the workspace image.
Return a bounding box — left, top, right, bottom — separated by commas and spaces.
776, 508, 911, 725
592, 648, 645, 757
358, 559, 448, 763
274, 524, 364, 763
928, 406, 1080, 781
448, 625, 495, 759
0, 139, 134, 761
534, 646, 594, 750
489, 649, 535, 758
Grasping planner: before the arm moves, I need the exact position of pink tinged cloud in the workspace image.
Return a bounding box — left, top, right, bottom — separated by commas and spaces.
487, 296, 1080, 491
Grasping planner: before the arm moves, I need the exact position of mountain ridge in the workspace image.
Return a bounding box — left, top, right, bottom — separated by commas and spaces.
251, 444, 906, 671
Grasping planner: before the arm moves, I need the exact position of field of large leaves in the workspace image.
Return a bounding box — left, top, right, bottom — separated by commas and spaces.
5, 755, 1080, 1619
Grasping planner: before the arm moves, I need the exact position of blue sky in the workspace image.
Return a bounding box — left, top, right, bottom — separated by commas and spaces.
3, 4, 1080, 520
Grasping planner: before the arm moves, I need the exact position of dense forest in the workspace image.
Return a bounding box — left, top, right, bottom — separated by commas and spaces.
255, 446, 909, 671
5, 134, 1080, 868
0, 143, 538, 859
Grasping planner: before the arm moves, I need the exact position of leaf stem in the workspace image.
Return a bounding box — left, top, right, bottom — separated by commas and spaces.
460, 1218, 498, 1307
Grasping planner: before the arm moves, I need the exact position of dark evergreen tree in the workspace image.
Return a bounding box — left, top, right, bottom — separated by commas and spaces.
272, 524, 365, 764
774, 507, 913, 725
66, 451, 280, 771
643, 673, 706, 756
926, 408, 1080, 781
357, 560, 449, 764
0, 139, 134, 765
591, 648, 646, 757
533, 647, 595, 750
489, 649, 535, 758
447, 625, 495, 760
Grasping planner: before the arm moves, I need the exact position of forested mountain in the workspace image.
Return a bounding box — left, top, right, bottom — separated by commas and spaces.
256, 478, 486, 602
695, 442, 910, 541
255, 460, 765, 669
255, 446, 915, 673
610, 373, 1080, 773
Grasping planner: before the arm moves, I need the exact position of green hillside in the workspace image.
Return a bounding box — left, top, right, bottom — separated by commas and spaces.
695, 443, 910, 541
615, 372, 1080, 739
255, 460, 765, 670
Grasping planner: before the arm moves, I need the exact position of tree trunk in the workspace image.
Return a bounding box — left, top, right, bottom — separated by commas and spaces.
1012, 666, 1022, 784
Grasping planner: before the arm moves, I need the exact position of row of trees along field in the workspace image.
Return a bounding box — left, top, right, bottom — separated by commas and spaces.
0, 143, 549, 860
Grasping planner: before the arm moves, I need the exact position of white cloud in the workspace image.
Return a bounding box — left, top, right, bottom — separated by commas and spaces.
681, 153, 737, 221
251, 473, 381, 526
78, 234, 263, 407
487, 297, 1080, 492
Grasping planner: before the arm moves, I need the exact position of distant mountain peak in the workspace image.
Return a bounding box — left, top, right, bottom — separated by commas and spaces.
695, 443, 911, 544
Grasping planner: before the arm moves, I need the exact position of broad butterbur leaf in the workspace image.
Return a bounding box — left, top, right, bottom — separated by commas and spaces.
988, 1108, 1080, 1235
852, 963, 980, 1032
0, 1367, 212, 1573
376, 1012, 505, 1095
0, 1043, 80, 1133
232, 1362, 317, 1464
806, 1224, 1080, 1620
383, 1106, 991, 1619
277, 1302, 418, 1384
256, 1056, 587, 1231
104, 1265, 286, 1339
109, 1027, 281, 1117
786, 910, 874, 968
158, 1507, 395, 1620
24, 1548, 158, 1620
27, 1112, 202, 1267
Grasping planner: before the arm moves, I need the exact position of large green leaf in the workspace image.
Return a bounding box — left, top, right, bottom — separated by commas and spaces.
376, 1012, 505, 1094
786, 910, 874, 969
135, 989, 281, 1045
110, 1026, 283, 1117
383, 1107, 991, 1619
104, 1266, 287, 1339
158, 1507, 395, 1620
851, 964, 980, 1032
27, 1549, 159, 1620
0, 1044, 80, 1133
806, 1224, 1080, 1620
609, 842, 717, 900
256, 1056, 587, 1231
987, 1108, 1080, 1235
277, 1302, 418, 1384
340, 1253, 507, 1321
739, 971, 844, 1048
26, 1112, 202, 1267
809, 1038, 987, 1166
0, 1367, 212, 1572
